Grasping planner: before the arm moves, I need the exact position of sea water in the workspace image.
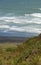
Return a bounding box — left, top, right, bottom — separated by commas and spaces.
0, 0, 41, 37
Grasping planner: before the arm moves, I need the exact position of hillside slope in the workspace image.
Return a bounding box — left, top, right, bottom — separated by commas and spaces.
0, 34, 41, 65
15, 34, 41, 65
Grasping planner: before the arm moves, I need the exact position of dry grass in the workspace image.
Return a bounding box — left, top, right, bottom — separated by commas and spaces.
0, 35, 41, 65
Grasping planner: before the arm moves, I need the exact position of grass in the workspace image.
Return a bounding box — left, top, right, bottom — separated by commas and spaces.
0, 34, 41, 65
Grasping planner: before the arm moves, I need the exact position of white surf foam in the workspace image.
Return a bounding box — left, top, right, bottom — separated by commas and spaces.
0, 15, 41, 24
0, 25, 9, 28
31, 13, 41, 18
39, 8, 41, 10
0, 13, 41, 33
3, 26, 41, 34
0, 24, 41, 34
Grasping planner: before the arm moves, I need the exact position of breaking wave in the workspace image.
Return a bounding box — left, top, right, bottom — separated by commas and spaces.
0, 13, 41, 34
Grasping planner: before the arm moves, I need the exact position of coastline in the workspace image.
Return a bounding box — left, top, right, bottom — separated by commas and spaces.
0, 36, 28, 43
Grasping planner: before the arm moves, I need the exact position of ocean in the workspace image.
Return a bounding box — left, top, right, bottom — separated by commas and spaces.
0, 0, 41, 37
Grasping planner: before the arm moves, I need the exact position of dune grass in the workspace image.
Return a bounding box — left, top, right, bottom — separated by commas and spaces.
0, 35, 41, 65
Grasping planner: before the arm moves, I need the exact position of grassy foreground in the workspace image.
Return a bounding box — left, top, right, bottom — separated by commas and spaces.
0, 34, 41, 65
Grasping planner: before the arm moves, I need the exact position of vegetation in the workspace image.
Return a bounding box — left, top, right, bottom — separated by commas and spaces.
0, 34, 41, 65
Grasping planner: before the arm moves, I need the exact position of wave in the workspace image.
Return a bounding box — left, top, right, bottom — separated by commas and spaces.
25, 13, 41, 18
38, 8, 41, 10
31, 13, 41, 18
0, 13, 41, 34
0, 13, 41, 24
1, 25, 41, 34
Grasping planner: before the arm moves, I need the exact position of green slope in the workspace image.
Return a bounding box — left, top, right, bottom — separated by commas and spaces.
0, 34, 41, 65
14, 34, 41, 65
